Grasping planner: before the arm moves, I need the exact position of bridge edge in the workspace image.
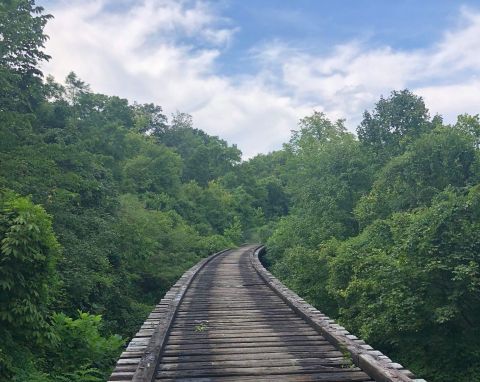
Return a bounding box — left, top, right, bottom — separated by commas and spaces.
250, 245, 427, 382
109, 248, 232, 382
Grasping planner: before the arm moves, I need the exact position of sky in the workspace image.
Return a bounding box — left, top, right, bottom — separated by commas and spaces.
40, 0, 480, 158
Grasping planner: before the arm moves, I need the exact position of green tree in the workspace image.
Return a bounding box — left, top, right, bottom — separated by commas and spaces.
0, 190, 60, 378
65, 72, 90, 107
357, 90, 434, 162
0, 0, 51, 75
156, 112, 242, 185
455, 113, 480, 148
0, 190, 60, 339
0, 0, 52, 111
355, 126, 478, 227
123, 143, 182, 195
45, 312, 123, 378
270, 112, 372, 253
224, 215, 242, 245
132, 103, 168, 135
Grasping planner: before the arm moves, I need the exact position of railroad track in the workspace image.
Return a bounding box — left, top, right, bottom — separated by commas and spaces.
110, 245, 425, 382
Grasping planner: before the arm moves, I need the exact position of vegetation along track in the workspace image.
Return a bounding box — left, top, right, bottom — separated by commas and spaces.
109, 245, 426, 382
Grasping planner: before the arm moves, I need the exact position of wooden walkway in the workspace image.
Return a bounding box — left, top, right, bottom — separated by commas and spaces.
110, 245, 425, 382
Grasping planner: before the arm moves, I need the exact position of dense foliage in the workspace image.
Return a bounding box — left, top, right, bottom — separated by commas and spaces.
267, 94, 480, 381
1, 2, 479, 382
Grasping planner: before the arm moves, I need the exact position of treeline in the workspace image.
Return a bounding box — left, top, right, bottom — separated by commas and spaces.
264, 96, 480, 381
0, 2, 286, 380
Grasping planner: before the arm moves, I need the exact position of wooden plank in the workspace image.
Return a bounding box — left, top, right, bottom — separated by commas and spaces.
158, 357, 350, 371
160, 350, 343, 363
156, 373, 373, 382
163, 339, 332, 351
166, 335, 328, 345
156, 365, 366, 378
162, 344, 341, 357
168, 328, 319, 337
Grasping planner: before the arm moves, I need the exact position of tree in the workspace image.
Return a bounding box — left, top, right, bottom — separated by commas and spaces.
0, 190, 60, 339
357, 90, 433, 161
156, 112, 242, 185
224, 215, 243, 245
455, 114, 480, 148
276, 112, 373, 250
123, 143, 182, 195
355, 127, 478, 227
0, 190, 60, 378
0, 0, 51, 75
64, 72, 90, 105
132, 103, 168, 135
266, 93, 480, 382
289, 111, 347, 151
45, 312, 123, 379
0, 0, 52, 111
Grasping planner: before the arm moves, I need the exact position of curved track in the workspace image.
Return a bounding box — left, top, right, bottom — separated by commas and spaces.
110, 245, 425, 382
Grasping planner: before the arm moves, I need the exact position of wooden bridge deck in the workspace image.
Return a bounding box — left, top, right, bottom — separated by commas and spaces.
110, 245, 425, 382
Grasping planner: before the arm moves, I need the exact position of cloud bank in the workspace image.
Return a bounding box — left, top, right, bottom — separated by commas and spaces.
42, 1, 480, 158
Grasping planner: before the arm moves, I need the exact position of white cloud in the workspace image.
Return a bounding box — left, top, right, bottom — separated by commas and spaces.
429, 7, 480, 74
42, 0, 308, 158
255, 8, 480, 130
418, 80, 480, 122
42, 1, 480, 158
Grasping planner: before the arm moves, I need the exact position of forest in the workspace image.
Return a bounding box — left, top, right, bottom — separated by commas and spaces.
1, 2, 479, 382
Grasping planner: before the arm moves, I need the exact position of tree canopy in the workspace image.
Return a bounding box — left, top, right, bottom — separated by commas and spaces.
267, 95, 480, 382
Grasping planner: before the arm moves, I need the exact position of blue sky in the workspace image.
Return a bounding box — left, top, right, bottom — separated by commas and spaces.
41, 0, 480, 157
219, 1, 460, 68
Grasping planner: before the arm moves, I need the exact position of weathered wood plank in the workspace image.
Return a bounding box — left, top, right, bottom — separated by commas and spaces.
160, 350, 343, 363
156, 373, 373, 382
157, 372, 374, 382
156, 365, 366, 378
158, 357, 350, 371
